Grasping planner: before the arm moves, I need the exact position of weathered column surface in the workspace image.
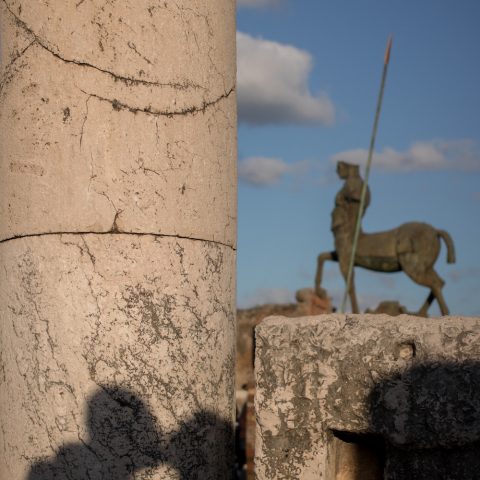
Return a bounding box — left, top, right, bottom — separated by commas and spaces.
0, 1, 236, 478
255, 314, 480, 480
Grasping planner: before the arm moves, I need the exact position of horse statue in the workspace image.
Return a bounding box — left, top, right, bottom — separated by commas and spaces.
315, 161, 455, 316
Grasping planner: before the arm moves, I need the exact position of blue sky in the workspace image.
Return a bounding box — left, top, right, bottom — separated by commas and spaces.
236, 0, 480, 315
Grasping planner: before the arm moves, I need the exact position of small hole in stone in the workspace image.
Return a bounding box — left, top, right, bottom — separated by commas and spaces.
397, 342, 416, 360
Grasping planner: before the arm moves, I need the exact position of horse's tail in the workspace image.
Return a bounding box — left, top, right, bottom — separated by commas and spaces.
437, 229, 456, 264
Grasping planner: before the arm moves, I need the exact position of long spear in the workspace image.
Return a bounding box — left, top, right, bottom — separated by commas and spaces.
340, 36, 393, 313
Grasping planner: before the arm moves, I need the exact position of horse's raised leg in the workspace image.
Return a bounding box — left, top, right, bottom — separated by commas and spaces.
315, 251, 337, 298
419, 284, 449, 316
432, 282, 449, 316
401, 259, 449, 316
339, 254, 360, 313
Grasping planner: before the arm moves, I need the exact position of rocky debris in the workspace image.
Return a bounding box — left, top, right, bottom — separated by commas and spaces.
365, 300, 408, 316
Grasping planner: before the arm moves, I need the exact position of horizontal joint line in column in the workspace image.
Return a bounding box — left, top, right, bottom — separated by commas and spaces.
0, 231, 236, 251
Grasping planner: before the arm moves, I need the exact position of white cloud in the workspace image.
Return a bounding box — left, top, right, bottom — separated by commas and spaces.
237, 32, 335, 125
238, 156, 289, 186
237, 0, 280, 7
331, 139, 480, 172
238, 156, 313, 186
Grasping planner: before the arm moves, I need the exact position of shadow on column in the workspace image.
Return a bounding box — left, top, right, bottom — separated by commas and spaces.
27, 385, 233, 479
368, 360, 480, 479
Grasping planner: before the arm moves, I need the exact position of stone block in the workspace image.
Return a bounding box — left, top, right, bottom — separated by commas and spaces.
0, 234, 235, 479
0, 0, 237, 247
255, 314, 480, 479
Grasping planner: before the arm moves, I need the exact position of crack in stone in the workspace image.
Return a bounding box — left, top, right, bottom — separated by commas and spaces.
0, 39, 36, 94
79, 95, 93, 148
79, 86, 235, 117
1, 0, 206, 91
127, 41, 153, 65
0, 38, 35, 76
0, 231, 236, 251
110, 210, 122, 233
91, 191, 121, 231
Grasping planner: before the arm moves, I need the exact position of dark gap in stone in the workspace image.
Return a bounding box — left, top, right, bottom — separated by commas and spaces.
328, 429, 385, 480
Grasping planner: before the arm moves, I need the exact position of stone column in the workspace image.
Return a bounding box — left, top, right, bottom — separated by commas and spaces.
0, 1, 236, 478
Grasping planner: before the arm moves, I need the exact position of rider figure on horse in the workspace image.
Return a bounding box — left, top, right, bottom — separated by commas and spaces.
332, 161, 370, 256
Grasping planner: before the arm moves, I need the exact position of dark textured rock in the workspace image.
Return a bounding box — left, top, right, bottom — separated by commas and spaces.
255, 314, 480, 479
236, 290, 331, 390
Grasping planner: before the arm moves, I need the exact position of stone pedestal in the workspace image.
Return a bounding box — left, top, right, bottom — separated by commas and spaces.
255, 314, 480, 479
0, 1, 236, 478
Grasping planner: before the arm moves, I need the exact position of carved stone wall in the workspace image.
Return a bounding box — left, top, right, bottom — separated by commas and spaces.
0, 1, 236, 478
255, 314, 480, 479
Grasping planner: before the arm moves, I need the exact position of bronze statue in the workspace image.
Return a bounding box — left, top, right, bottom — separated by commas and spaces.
315, 161, 455, 316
